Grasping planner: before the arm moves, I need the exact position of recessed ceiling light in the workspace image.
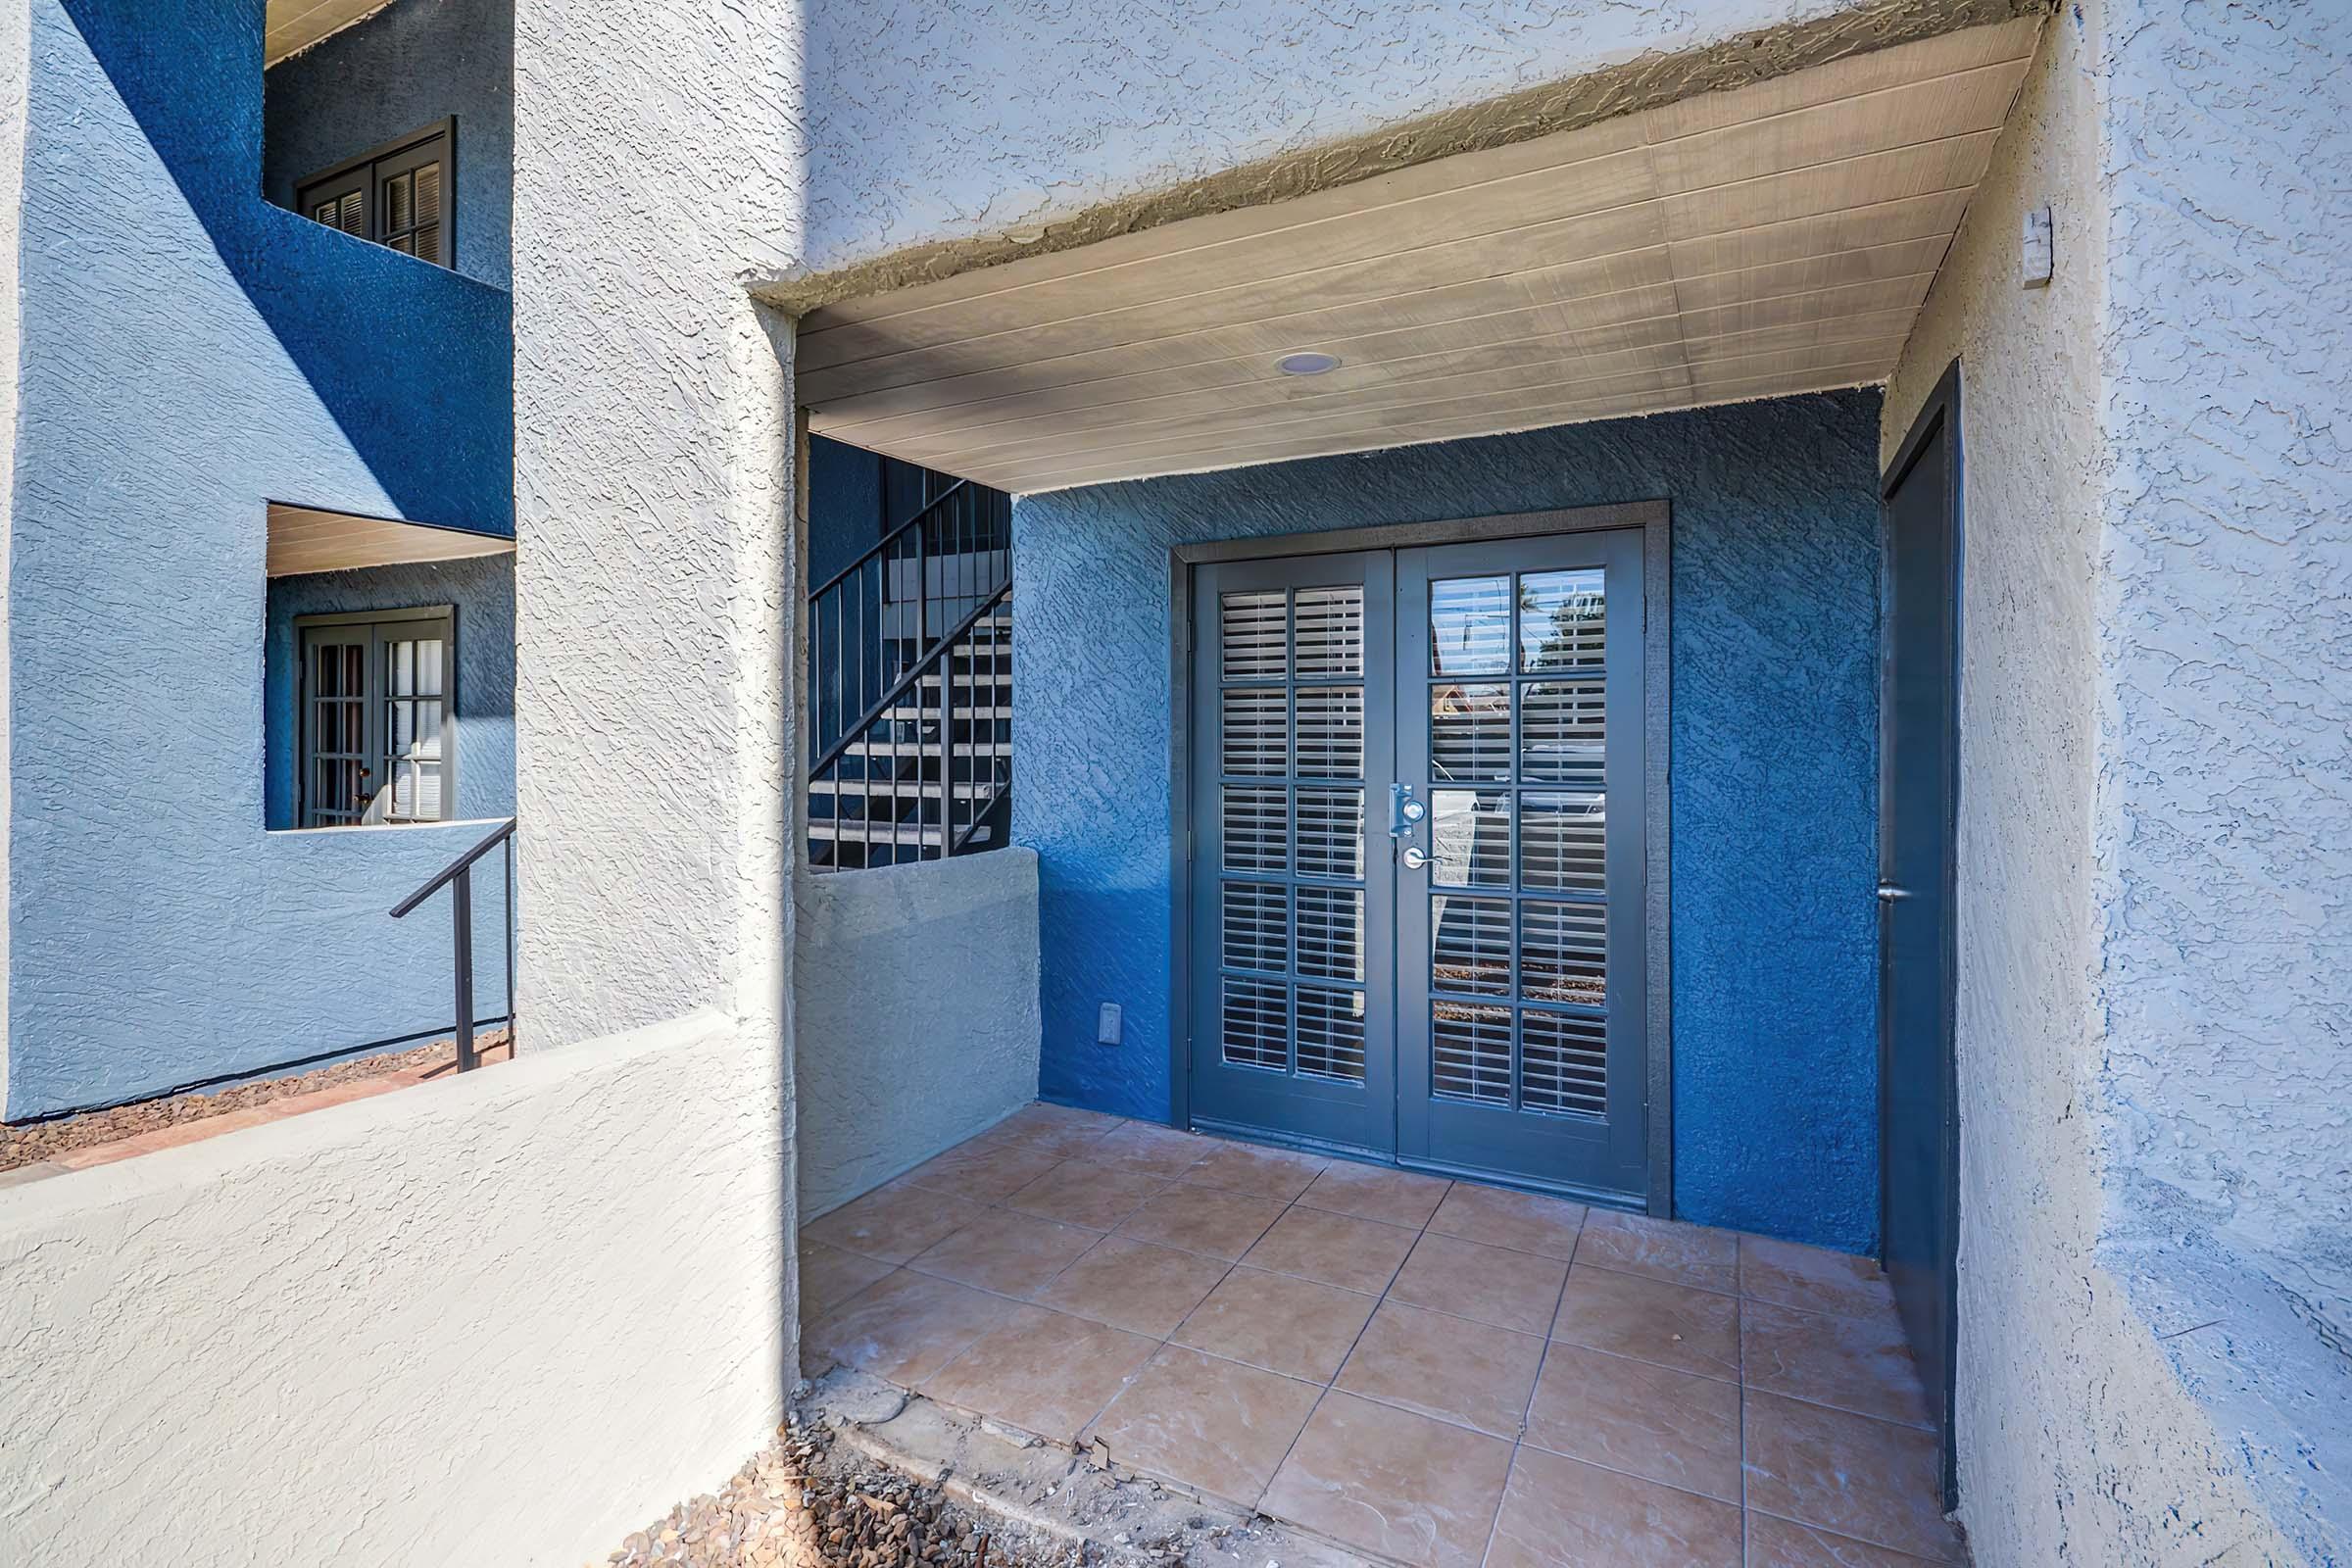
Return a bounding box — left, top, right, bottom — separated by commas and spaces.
1275, 351, 1341, 376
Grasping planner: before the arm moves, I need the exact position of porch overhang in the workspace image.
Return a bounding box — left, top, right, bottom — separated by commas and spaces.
266, 503, 515, 577
265, 0, 401, 66
797, 17, 2039, 495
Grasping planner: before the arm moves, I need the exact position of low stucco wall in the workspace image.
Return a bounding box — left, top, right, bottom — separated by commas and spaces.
0, 1009, 791, 1568
794, 850, 1043, 1218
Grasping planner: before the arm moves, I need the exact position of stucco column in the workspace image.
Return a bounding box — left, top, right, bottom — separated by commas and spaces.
510, 8, 805, 1061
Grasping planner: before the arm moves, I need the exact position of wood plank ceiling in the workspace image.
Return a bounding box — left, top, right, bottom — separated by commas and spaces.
267, 505, 514, 578
265, 0, 399, 65
800, 19, 2038, 495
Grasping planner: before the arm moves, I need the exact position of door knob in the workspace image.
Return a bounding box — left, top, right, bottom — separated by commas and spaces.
1403, 847, 1430, 870
1876, 883, 1911, 903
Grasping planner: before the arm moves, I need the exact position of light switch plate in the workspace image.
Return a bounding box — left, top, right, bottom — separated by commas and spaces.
1097, 1003, 1123, 1047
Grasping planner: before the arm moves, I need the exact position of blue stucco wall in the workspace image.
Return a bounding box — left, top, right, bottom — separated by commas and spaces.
4, 0, 513, 1116
1011, 390, 1886, 1250
264, 555, 516, 832
263, 0, 514, 293
809, 434, 889, 586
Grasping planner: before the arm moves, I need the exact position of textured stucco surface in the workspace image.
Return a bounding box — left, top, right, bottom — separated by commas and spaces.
0, 0, 25, 1113
794, 850, 1042, 1218
5, 0, 509, 1115
1012, 394, 1885, 1250
263, 553, 515, 832
0, 1009, 791, 1568
263, 0, 514, 291
785, 0, 2043, 308
1886, 4, 2346, 1559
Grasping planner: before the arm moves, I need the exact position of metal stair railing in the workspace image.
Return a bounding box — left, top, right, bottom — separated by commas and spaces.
390, 816, 516, 1070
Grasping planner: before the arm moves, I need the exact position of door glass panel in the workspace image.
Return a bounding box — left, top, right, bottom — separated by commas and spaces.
1298, 986, 1367, 1083
1433, 1002, 1512, 1104
1296, 788, 1363, 879
1429, 576, 1510, 675
1296, 587, 1363, 677
1296, 886, 1364, 982
1222, 591, 1288, 680
1223, 978, 1288, 1071
1522, 901, 1606, 1005
1521, 1010, 1607, 1116
1522, 681, 1604, 788
1429, 789, 1510, 886
1431, 682, 1510, 783
1222, 689, 1289, 775
1519, 568, 1605, 671
1432, 895, 1511, 996
1520, 791, 1605, 892
1222, 786, 1288, 871
1296, 687, 1364, 778
1223, 883, 1289, 973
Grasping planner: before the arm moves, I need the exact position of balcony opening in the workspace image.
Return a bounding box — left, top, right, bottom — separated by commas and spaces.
261, 0, 513, 291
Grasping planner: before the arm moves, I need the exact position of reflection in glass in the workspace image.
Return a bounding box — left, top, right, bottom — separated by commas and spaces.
1520, 791, 1605, 892
1519, 569, 1604, 671
1431, 683, 1510, 783
1429, 790, 1510, 887
1522, 901, 1605, 1005
1433, 1003, 1511, 1104
1432, 895, 1510, 996
1522, 681, 1604, 788
1430, 576, 1510, 676
1522, 1010, 1606, 1117
1298, 987, 1367, 1083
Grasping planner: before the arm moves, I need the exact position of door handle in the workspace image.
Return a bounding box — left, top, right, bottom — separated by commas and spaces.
1876, 883, 1911, 903
1403, 847, 1430, 870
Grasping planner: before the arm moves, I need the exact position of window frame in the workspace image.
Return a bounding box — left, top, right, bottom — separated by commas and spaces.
294, 604, 459, 829
293, 117, 457, 270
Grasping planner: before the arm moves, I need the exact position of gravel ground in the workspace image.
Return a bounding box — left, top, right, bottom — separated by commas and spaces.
0, 1031, 510, 1172
600, 1420, 1168, 1568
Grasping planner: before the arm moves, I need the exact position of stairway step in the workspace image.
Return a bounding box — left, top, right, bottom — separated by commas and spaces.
821, 739, 1013, 759
807, 820, 947, 846
881, 705, 1013, 722
809, 777, 1001, 801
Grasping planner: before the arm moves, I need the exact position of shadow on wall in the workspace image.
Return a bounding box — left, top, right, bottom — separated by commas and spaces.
58, 0, 513, 535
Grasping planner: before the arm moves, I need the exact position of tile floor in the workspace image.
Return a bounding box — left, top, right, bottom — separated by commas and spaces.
801, 1103, 1961, 1568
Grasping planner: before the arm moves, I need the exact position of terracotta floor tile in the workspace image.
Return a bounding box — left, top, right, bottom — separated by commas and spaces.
802, 1182, 990, 1264
1083, 1345, 1322, 1508
1004, 1158, 1176, 1231
923, 1304, 1156, 1445
805, 1269, 1012, 1387
1743, 1298, 1932, 1427
907, 1208, 1099, 1298
899, 1139, 1067, 1202
1240, 1205, 1419, 1295
1745, 1511, 1949, 1567
1523, 1343, 1743, 1502
1551, 1265, 1740, 1383
1033, 1235, 1231, 1339
1170, 1266, 1377, 1383
1087, 1121, 1212, 1182
1576, 1209, 1741, 1294
1183, 1140, 1330, 1200
799, 1242, 898, 1321
1388, 1231, 1569, 1335
1114, 1186, 1290, 1260
1486, 1446, 1741, 1568
1427, 1183, 1587, 1259
1740, 1236, 1899, 1323
1334, 1301, 1544, 1438
1297, 1160, 1452, 1228
968, 1103, 1123, 1160
1744, 1391, 1962, 1562
1260, 1391, 1514, 1568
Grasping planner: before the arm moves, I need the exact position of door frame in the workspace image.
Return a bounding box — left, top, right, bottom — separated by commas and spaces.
1878, 359, 1964, 1506
1166, 501, 1676, 1216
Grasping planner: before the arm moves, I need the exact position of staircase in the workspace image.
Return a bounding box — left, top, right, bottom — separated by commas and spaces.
808, 478, 1013, 872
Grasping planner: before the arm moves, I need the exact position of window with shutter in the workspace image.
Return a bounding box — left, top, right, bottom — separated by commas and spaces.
296, 608, 457, 828
294, 120, 455, 271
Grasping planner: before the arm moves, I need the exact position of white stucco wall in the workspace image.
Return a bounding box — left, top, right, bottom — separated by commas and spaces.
0, 1011, 788, 1568
795, 850, 1043, 1218
802, 0, 1989, 274
1886, 4, 2349, 1561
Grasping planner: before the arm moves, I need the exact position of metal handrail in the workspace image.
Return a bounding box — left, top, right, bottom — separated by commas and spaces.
807, 478, 972, 600
810, 585, 1009, 780
390, 816, 516, 1073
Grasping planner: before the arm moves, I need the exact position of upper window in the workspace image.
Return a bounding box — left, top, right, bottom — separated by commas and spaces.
298, 609, 455, 828
296, 120, 454, 269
